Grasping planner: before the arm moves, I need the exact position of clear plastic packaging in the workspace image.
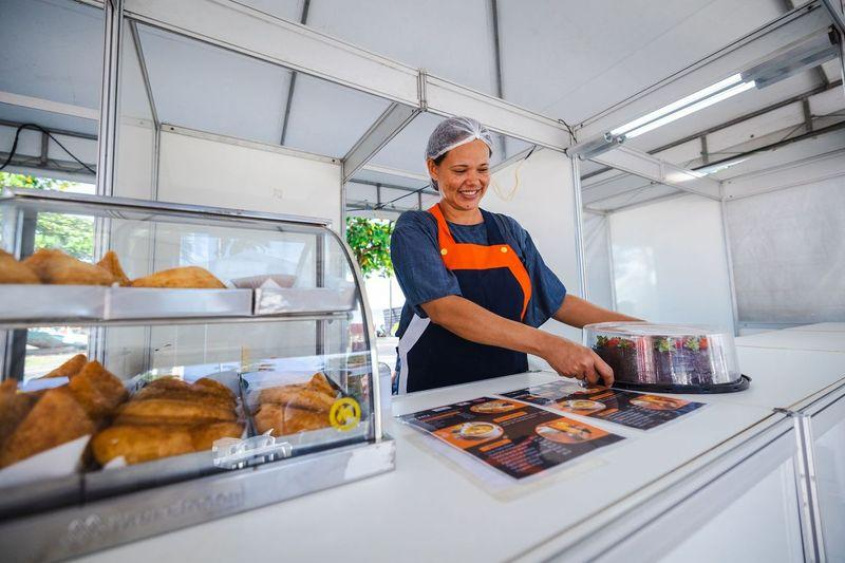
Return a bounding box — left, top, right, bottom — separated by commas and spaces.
584, 322, 749, 393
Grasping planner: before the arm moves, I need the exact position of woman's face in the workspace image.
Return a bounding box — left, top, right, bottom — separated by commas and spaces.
427, 139, 490, 213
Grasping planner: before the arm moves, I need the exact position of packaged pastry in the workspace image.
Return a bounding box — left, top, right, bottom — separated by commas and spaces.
585, 322, 748, 393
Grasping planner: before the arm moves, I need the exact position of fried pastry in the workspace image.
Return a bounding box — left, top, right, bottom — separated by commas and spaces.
194, 378, 236, 402
0, 388, 94, 468
190, 422, 244, 451
254, 403, 284, 435
43, 354, 87, 379
130, 266, 225, 289
116, 398, 238, 426
68, 361, 129, 421
23, 249, 114, 286
97, 250, 130, 286
132, 386, 235, 410
0, 250, 40, 284
0, 380, 37, 453
307, 373, 336, 397
259, 387, 336, 412
283, 406, 330, 434
144, 377, 192, 393
253, 403, 329, 436
92, 425, 194, 466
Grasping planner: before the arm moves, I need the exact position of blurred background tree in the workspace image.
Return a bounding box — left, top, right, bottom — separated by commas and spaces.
345, 217, 394, 278
0, 172, 94, 261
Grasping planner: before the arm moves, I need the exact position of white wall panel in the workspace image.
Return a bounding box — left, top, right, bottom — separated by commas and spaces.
726, 178, 845, 323
488, 149, 581, 345
158, 129, 341, 229
609, 195, 734, 329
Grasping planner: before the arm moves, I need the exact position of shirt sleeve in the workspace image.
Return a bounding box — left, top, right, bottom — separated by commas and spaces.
390, 211, 462, 318
502, 216, 567, 328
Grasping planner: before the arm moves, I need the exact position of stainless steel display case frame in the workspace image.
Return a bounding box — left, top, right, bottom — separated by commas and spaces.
0, 188, 393, 561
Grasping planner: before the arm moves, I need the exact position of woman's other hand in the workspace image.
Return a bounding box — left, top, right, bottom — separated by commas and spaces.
537, 334, 614, 387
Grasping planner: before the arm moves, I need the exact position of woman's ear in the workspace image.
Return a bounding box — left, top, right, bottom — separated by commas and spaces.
426, 158, 439, 186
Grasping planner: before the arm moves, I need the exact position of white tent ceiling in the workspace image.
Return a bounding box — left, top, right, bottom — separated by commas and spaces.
1, 0, 843, 214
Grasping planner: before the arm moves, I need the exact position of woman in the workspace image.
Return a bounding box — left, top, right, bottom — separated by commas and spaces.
391, 117, 637, 394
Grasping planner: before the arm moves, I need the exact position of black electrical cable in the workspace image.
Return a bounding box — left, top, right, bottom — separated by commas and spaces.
0, 123, 96, 174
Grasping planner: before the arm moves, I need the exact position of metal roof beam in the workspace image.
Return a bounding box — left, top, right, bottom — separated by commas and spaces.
122, 0, 573, 151
342, 102, 419, 183
585, 146, 721, 203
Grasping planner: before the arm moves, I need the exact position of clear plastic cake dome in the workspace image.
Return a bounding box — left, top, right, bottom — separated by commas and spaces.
584, 322, 749, 393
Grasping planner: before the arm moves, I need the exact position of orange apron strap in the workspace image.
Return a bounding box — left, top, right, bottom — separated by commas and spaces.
426, 204, 533, 321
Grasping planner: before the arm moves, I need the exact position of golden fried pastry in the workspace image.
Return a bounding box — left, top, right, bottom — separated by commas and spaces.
190, 422, 244, 451
131, 266, 225, 289
0, 388, 94, 468
43, 354, 88, 379
23, 249, 114, 286
0, 381, 37, 453
253, 404, 329, 436
132, 386, 235, 410
283, 406, 330, 434
194, 378, 235, 402
92, 425, 194, 466
254, 404, 284, 435
259, 387, 336, 412
116, 398, 238, 426
67, 361, 129, 421
144, 377, 192, 393
97, 250, 130, 286
307, 373, 336, 397
0, 249, 40, 284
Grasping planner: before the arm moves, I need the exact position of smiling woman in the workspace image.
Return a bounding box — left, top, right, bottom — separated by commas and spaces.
390, 116, 639, 394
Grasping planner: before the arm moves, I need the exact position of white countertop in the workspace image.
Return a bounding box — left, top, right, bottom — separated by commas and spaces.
76, 325, 845, 563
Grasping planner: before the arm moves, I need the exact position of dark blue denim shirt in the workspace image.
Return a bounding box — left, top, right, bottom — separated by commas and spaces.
391, 209, 567, 338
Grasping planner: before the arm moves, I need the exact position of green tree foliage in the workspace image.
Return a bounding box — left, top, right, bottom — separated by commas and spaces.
0, 172, 94, 261
345, 217, 395, 278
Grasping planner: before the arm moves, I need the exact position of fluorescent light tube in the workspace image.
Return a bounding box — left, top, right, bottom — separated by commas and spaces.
610, 74, 743, 136
624, 80, 756, 138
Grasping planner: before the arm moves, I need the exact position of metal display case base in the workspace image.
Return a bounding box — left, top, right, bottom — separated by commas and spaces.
0, 438, 395, 563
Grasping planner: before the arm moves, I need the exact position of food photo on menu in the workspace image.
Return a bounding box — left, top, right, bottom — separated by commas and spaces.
502, 381, 705, 431
399, 397, 624, 480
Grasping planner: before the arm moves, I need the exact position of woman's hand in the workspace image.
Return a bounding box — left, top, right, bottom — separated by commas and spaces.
537, 333, 614, 387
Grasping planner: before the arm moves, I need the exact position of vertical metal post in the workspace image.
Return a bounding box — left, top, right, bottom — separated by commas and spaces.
315, 233, 326, 358
605, 213, 618, 310
95, 0, 124, 198
6, 209, 37, 381
719, 196, 740, 336
790, 412, 827, 562
571, 157, 589, 300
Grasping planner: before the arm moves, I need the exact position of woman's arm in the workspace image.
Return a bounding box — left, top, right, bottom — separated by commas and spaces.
553, 294, 640, 328
422, 295, 614, 386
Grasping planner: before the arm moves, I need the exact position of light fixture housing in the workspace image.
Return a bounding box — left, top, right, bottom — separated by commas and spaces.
567, 132, 626, 160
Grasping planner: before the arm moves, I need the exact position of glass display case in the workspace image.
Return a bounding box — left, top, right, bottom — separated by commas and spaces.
0, 188, 393, 561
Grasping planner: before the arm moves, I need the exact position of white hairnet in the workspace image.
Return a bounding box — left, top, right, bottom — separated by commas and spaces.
425, 116, 494, 161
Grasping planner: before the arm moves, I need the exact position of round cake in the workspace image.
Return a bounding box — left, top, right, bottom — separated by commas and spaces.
584, 322, 746, 392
